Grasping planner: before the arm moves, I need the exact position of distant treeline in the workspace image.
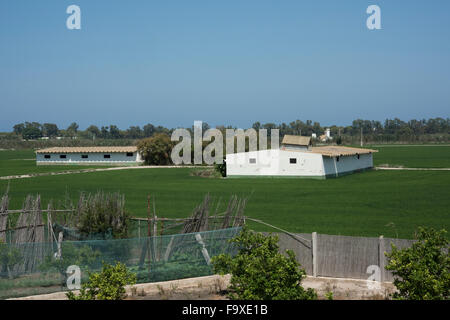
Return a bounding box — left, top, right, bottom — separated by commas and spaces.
1, 117, 449, 149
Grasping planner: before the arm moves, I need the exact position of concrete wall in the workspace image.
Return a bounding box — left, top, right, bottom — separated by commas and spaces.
227, 150, 374, 178
36, 152, 143, 165
226, 149, 325, 177
322, 153, 373, 177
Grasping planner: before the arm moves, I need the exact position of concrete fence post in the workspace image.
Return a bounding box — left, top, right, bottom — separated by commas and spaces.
379, 235, 385, 282
312, 232, 318, 277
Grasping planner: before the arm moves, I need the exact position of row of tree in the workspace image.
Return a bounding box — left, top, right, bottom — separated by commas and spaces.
11, 117, 449, 141
12, 122, 171, 140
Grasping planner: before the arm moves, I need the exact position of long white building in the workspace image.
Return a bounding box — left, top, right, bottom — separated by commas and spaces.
226, 135, 377, 179
36, 146, 143, 165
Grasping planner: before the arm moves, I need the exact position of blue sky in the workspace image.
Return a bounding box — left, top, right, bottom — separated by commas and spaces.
0, 0, 449, 131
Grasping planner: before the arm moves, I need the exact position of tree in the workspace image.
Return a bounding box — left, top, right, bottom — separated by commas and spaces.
66, 122, 79, 138
137, 133, 174, 165
126, 126, 143, 139
66, 262, 136, 300
212, 226, 317, 300
13, 123, 25, 135
22, 126, 42, 140
385, 227, 449, 300
109, 125, 122, 139
42, 123, 59, 137
143, 123, 155, 137
100, 126, 109, 139
86, 125, 101, 139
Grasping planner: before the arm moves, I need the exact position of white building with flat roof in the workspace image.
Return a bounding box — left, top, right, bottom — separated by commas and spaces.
226, 135, 377, 179
36, 146, 143, 165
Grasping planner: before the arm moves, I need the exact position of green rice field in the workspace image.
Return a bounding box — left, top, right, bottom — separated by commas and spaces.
0, 145, 449, 239
0, 149, 112, 177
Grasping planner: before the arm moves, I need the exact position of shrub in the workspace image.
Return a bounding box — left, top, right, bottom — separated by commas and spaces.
137, 133, 174, 165
211, 226, 317, 300
214, 160, 226, 177
0, 241, 23, 279
77, 191, 130, 239
66, 262, 137, 300
385, 227, 450, 300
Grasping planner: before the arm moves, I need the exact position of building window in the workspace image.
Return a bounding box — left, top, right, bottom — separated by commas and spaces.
249, 158, 256, 164
104, 154, 111, 159
44, 155, 51, 159
60, 155, 67, 159
126, 152, 134, 157
289, 158, 297, 164
81, 155, 88, 159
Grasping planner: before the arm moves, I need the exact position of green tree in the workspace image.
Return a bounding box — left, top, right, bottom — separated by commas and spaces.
137, 133, 174, 165
66, 262, 137, 300
13, 123, 25, 135
212, 226, 317, 300
143, 123, 155, 137
109, 125, 122, 139
86, 125, 101, 139
385, 227, 450, 300
66, 122, 79, 138
42, 123, 59, 137
22, 126, 42, 140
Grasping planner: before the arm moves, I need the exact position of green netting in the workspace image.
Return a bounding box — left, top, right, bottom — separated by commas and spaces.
0, 227, 241, 299
52, 223, 114, 241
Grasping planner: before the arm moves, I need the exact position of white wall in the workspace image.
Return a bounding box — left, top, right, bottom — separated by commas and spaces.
322, 153, 373, 177
226, 149, 325, 177
36, 152, 143, 164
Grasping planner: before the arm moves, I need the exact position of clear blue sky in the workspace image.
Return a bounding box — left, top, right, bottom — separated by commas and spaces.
0, 0, 449, 131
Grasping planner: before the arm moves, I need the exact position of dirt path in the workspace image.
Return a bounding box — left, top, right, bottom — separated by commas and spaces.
375, 167, 450, 171
0, 165, 212, 180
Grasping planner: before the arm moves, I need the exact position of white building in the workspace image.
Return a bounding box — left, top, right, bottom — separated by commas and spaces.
319, 128, 332, 142
36, 146, 143, 165
226, 135, 377, 179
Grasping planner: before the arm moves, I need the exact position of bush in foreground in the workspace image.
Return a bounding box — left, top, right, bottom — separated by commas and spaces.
385, 227, 449, 300
212, 226, 317, 300
67, 262, 137, 300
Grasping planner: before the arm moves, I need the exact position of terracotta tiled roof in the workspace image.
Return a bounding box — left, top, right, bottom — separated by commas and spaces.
310, 146, 378, 157
36, 146, 138, 154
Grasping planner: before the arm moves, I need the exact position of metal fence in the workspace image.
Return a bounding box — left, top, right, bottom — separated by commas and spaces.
271, 232, 416, 282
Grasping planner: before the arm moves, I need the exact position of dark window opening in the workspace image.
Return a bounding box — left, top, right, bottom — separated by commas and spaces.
289, 158, 297, 164
60, 155, 67, 159
81, 155, 88, 159
104, 154, 111, 159
126, 152, 133, 157
249, 158, 256, 164
44, 155, 51, 159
